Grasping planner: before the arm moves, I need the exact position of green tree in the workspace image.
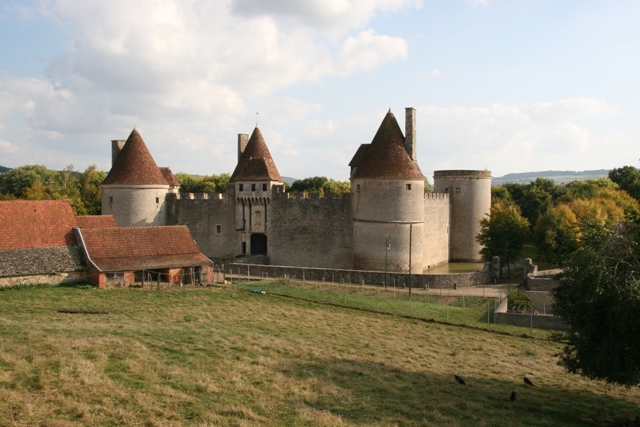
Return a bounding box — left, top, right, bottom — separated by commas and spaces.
290, 176, 328, 193
519, 185, 552, 228
609, 166, 640, 201
534, 204, 581, 266
321, 179, 350, 195
476, 202, 530, 278
491, 186, 512, 205
0, 165, 58, 197
552, 226, 640, 387
78, 165, 107, 215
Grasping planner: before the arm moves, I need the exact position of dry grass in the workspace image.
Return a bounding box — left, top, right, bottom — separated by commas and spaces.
0, 284, 638, 426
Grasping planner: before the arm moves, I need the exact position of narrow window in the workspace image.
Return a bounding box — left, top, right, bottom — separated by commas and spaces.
455, 187, 460, 194
216, 225, 221, 233
357, 184, 360, 192
406, 184, 412, 190
156, 197, 160, 204
109, 196, 113, 204
252, 183, 256, 191
444, 188, 449, 193
262, 183, 267, 191
239, 184, 244, 192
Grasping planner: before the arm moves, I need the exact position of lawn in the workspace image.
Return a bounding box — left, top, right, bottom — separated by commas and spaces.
0, 284, 638, 426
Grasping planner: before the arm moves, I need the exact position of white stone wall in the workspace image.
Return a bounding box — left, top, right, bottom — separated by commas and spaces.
352, 179, 425, 273
423, 193, 450, 269
433, 171, 491, 262
102, 185, 170, 227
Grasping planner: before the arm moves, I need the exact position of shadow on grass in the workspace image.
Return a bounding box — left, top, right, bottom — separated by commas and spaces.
276, 357, 638, 427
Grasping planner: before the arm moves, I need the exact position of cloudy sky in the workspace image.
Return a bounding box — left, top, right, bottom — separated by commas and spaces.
1, 0, 639, 181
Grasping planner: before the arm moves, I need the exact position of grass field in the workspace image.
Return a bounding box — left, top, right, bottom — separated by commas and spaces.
0, 284, 638, 426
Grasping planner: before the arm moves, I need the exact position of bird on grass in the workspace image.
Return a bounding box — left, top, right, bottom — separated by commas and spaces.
510, 391, 517, 402
524, 376, 534, 386
454, 375, 466, 385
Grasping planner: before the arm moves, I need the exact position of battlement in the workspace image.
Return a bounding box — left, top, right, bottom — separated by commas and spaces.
167, 192, 226, 201
271, 191, 350, 201
434, 170, 492, 178
425, 192, 450, 201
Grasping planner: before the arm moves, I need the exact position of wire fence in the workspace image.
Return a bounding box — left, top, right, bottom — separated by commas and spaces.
230, 277, 542, 336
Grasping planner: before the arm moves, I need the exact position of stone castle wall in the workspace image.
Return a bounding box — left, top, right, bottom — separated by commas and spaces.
268, 192, 353, 269
433, 170, 491, 262
165, 192, 237, 259
102, 185, 170, 227
423, 192, 450, 269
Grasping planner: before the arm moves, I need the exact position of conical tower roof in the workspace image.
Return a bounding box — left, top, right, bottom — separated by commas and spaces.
351, 111, 424, 180
102, 129, 169, 186
230, 127, 282, 182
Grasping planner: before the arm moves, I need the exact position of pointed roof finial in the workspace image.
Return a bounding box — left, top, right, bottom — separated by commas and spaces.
388, 108, 391, 113
256, 112, 259, 127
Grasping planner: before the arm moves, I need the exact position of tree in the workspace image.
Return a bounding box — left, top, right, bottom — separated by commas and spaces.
552, 226, 640, 387
534, 204, 581, 266
609, 166, 640, 201
290, 176, 328, 193
476, 202, 530, 277
78, 165, 107, 215
320, 180, 350, 195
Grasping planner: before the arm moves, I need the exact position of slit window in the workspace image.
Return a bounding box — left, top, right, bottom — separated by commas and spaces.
156, 197, 160, 204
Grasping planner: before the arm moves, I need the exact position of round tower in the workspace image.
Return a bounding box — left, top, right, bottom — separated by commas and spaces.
350, 109, 425, 273
101, 129, 172, 227
433, 170, 492, 262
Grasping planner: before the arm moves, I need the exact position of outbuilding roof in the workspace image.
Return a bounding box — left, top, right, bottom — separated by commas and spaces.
350, 111, 424, 180
102, 129, 169, 186
77, 225, 213, 272
76, 215, 119, 228
230, 127, 282, 182
0, 200, 78, 250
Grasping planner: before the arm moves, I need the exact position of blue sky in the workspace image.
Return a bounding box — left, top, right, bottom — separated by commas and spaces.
1, 0, 639, 181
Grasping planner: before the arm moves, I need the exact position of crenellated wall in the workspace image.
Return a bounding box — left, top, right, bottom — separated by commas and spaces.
165, 191, 237, 259
268, 192, 353, 269
423, 192, 450, 269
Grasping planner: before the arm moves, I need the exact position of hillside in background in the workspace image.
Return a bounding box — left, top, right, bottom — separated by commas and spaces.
0, 166, 10, 173
492, 169, 610, 186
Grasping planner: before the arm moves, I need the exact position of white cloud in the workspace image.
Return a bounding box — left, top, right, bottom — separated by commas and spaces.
0, 139, 18, 153
428, 68, 442, 77
231, 0, 422, 33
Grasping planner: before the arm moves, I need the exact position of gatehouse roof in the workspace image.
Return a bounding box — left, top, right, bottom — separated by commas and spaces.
102, 129, 169, 186
350, 111, 424, 180
230, 127, 282, 182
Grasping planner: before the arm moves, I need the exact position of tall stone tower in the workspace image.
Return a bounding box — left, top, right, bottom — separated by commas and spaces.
349, 109, 425, 273
101, 129, 174, 227
433, 170, 492, 261
229, 127, 284, 257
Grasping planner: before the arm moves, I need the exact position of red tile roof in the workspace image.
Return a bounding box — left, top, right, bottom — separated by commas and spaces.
0, 200, 78, 250
350, 111, 424, 180
102, 129, 170, 186
77, 225, 212, 272
230, 127, 282, 182
76, 215, 119, 228
159, 167, 180, 187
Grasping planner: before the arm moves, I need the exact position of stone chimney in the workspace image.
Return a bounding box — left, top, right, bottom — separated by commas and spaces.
238, 134, 249, 163
405, 107, 416, 161
111, 139, 126, 166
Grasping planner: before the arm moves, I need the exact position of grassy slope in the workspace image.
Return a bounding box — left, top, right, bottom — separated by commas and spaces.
0, 285, 638, 426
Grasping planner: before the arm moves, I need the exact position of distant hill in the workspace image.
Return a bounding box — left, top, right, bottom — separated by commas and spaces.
0, 166, 10, 173
492, 169, 610, 186
281, 176, 297, 186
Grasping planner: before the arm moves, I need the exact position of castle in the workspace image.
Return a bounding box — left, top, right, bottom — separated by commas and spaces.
101, 108, 491, 273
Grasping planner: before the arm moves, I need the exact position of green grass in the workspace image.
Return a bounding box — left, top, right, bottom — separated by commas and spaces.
0, 284, 638, 426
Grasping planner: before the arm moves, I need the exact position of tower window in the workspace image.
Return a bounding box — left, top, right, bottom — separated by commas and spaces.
252, 184, 256, 191
357, 184, 360, 192
444, 188, 449, 193
262, 183, 267, 191
455, 187, 460, 194
216, 225, 221, 233
156, 197, 160, 204
406, 184, 412, 190
239, 184, 244, 192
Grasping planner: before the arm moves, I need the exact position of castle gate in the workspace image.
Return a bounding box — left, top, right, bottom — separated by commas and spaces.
251, 233, 267, 255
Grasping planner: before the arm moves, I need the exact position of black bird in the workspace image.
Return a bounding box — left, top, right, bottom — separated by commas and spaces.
454, 375, 466, 385
510, 391, 517, 402
524, 377, 534, 386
